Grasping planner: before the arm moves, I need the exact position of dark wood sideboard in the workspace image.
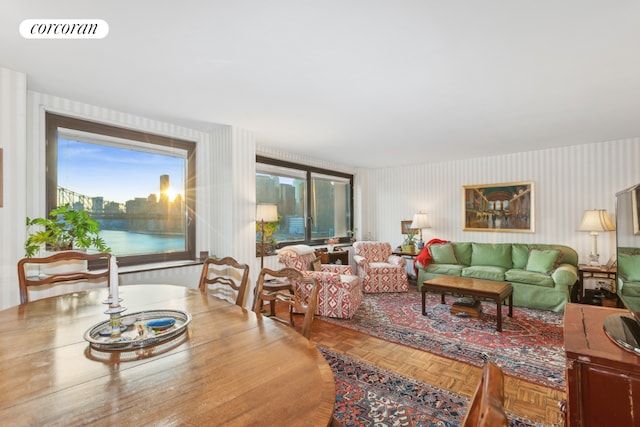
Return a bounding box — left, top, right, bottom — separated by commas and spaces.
564, 303, 640, 427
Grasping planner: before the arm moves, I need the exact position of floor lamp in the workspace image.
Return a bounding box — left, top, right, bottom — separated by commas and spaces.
578, 209, 615, 266
256, 203, 278, 270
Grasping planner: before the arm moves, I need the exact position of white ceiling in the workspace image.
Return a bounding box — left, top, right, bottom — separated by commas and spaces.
2, 1, 640, 168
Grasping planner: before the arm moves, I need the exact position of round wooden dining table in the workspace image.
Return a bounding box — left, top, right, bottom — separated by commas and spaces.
0, 284, 336, 426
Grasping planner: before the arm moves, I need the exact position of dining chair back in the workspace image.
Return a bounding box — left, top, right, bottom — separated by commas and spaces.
17, 251, 112, 304
198, 256, 250, 306
461, 361, 508, 427
253, 267, 319, 339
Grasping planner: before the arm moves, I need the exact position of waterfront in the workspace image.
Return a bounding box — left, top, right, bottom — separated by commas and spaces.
99, 229, 184, 255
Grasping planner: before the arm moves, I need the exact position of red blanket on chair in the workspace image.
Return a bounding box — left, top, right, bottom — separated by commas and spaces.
414, 238, 449, 270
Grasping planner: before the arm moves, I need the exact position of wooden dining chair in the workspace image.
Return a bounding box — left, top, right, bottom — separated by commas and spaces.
198, 256, 250, 306
461, 361, 508, 427
252, 267, 320, 339
17, 251, 112, 304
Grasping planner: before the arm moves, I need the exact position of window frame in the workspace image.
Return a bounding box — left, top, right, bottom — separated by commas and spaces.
45, 112, 196, 267
256, 155, 354, 247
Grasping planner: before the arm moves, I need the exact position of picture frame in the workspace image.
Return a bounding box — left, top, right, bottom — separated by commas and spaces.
462, 181, 534, 233
401, 220, 417, 235
633, 185, 640, 235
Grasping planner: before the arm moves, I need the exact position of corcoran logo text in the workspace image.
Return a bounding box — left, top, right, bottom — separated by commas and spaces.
20, 19, 109, 39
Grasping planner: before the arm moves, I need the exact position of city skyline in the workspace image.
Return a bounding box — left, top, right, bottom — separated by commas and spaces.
58, 138, 185, 203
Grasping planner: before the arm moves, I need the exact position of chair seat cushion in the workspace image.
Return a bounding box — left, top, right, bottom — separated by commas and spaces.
370, 262, 402, 271
462, 266, 506, 282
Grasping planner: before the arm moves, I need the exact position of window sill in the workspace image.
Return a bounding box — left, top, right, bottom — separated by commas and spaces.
118, 259, 203, 275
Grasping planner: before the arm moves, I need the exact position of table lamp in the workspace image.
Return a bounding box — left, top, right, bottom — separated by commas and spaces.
256, 203, 278, 269
410, 212, 431, 249
578, 209, 615, 266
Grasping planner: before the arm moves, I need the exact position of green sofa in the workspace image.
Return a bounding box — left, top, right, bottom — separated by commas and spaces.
617, 247, 640, 311
416, 242, 579, 312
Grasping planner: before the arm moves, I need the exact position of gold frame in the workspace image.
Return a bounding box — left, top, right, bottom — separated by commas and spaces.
462, 181, 534, 233
401, 220, 418, 235
633, 185, 640, 235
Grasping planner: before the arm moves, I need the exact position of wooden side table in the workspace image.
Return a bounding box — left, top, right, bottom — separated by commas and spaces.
578, 264, 617, 303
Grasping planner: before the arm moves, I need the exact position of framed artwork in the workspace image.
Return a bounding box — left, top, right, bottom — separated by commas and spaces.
401, 220, 417, 235
462, 181, 534, 233
633, 185, 640, 235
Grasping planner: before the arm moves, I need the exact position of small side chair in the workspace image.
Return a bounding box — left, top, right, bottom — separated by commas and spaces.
17, 251, 112, 304
253, 267, 319, 339
198, 256, 250, 307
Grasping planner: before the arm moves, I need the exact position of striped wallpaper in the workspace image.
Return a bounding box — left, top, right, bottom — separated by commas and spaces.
1, 65, 639, 309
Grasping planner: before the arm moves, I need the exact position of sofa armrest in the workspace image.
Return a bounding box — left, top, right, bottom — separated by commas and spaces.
551, 263, 578, 288
387, 255, 406, 267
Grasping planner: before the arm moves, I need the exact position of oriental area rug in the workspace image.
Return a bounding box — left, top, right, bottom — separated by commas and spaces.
320, 346, 547, 427
324, 289, 566, 391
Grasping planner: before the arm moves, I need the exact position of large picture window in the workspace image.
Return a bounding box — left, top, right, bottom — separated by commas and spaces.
256, 156, 353, 247
46, 113, 196, 267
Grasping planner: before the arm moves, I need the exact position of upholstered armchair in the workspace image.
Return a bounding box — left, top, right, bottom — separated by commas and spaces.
353, 241, 409, 293
278, 245, 363, 319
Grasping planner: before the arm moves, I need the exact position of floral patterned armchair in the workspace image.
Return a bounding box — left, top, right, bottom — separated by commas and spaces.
353, 241, 409, 293
278, 245, 363, 319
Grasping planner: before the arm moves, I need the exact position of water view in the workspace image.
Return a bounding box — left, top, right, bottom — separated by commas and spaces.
99, 230, 185, 255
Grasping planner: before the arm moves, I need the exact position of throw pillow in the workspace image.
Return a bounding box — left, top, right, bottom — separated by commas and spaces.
619, 253, 640, 282
471, 243, 512, 269
311, 257, 322, 272
429, 243, 459, 264
525, 249, 560, 274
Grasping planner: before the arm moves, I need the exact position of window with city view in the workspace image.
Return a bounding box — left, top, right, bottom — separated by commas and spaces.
46, 113, 196, 266
256, 156, 353, 247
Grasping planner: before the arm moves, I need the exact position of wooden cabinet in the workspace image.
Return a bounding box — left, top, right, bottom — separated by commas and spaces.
564, 303, 640, 427
316, 249, 348, 265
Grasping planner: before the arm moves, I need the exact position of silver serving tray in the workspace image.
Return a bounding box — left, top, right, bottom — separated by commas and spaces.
84, 309, 192, 351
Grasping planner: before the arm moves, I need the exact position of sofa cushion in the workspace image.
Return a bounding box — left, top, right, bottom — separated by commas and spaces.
505, 269, 556, 288
426, 263, 465, 276
429, 243, 459, 264
525, 249, 561, 274
453, 242, 473, 266
511, 244, 530, 270
621, 281, 640, 297
462, 265, 506, 282
619, 253, 640, 282
471, 243, 512, 269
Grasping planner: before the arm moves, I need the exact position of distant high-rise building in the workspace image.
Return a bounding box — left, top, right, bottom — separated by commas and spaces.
160, 174, 170, 194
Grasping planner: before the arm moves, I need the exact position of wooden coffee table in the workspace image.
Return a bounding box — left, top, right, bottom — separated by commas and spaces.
422, 275, 513, 331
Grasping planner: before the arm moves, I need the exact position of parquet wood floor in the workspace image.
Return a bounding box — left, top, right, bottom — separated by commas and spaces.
309, 315, 566, 426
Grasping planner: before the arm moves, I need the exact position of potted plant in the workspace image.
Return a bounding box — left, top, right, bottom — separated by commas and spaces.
24, 205, 111, 257
256, 216, 281, 255
401, 230, 416, 254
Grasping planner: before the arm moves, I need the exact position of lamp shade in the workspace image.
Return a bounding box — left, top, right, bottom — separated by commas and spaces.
578, 209, 615, 232
256, 204, 278, 222
410, 212, 431, 229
